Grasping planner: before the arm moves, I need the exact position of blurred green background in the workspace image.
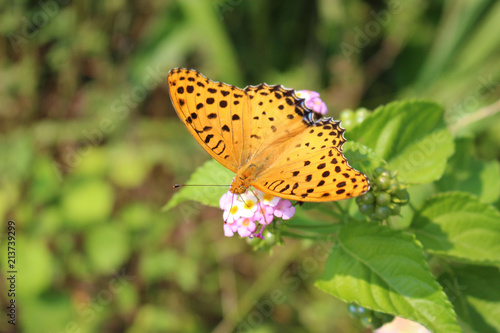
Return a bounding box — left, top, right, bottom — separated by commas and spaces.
1, 0, 499, 332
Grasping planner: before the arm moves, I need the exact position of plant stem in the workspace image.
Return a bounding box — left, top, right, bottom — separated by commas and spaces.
334, 201, 347, 215
408, 201, 418, 212
281, 230, 335, 240
315, 204, 343, 219
450, 98, 500, 133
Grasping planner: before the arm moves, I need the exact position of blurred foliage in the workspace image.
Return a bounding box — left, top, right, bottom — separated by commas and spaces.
0, 0, 499, 332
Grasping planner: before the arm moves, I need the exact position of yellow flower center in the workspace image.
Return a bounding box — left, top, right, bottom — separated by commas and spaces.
241, 218, 250, 227
262, 193, 274, 202
244, 199, 255, 210
230, 205, 239, 215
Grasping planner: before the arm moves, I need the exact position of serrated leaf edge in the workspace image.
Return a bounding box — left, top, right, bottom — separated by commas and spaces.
316, 223, 459, 332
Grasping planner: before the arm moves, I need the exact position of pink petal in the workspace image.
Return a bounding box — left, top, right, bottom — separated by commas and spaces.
219, 191, 235, 209
274, 200, 295, 220
306, 97, 328, 115
224, 223, 235, 237
297, 90, 320, 100
237, 227, 252, 237
237, 220, 256, 237
254, 205, 275, 225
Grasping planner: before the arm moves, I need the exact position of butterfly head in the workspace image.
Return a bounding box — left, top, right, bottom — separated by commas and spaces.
229, 176, 250, 194
230, 164, 259, 194
230, 183, 247, 195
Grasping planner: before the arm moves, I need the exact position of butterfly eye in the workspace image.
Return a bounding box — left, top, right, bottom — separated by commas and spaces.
232, 185, 246, 194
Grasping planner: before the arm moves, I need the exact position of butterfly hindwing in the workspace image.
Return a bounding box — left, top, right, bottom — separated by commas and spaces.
253, 118, 368, 201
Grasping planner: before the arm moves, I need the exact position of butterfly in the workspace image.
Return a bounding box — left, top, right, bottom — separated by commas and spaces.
168, 68, 369, 201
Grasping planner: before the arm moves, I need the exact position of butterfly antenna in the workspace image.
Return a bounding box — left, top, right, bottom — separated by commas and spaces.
236, 193, 246, 207
248, 188, 270, 238
249, 187, 263, 212
249, 188, 270, 224
173, 184, 229, 188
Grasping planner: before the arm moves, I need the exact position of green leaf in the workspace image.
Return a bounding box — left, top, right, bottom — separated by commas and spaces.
315, 223, 460, 333
436, 138, 500, 203
342, 141, 386, 178
439, 266, 500, 332
108, 146, 151, 188
16, 237, 54, 296
178, 0, 242, 85
85, 224, 130, 274
347, 100, 454, 184
163, 159, 234, 211
21, 292, 73, 333
411, 192, 500, 265
62, 180, 114, 228
28, 157, 61, 204
413, 1, 491, 91
140, 249, 179, 284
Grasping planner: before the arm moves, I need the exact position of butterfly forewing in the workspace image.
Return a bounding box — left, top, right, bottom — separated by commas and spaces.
168, 68, 251, 172
243, 84, 312, 158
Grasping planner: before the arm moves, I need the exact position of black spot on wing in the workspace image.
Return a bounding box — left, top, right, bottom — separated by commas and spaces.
279, 184, 290, 193
204, 134, 214, 144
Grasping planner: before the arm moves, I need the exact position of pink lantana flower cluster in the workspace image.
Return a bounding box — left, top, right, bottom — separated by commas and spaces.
296, 90, 328, 115
220, 188, 295, 238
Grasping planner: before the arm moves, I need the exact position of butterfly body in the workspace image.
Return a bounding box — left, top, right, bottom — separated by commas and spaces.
230, 163, 259, 194
168, 68, 369, 201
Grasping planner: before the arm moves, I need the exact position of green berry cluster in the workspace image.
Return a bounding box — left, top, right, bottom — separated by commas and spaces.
339, 107, 370, 130
347, 303, 395, 329
356, 167, 409, 220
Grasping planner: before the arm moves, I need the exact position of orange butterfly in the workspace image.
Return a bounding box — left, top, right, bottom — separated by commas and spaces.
168, 68, 369, 201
